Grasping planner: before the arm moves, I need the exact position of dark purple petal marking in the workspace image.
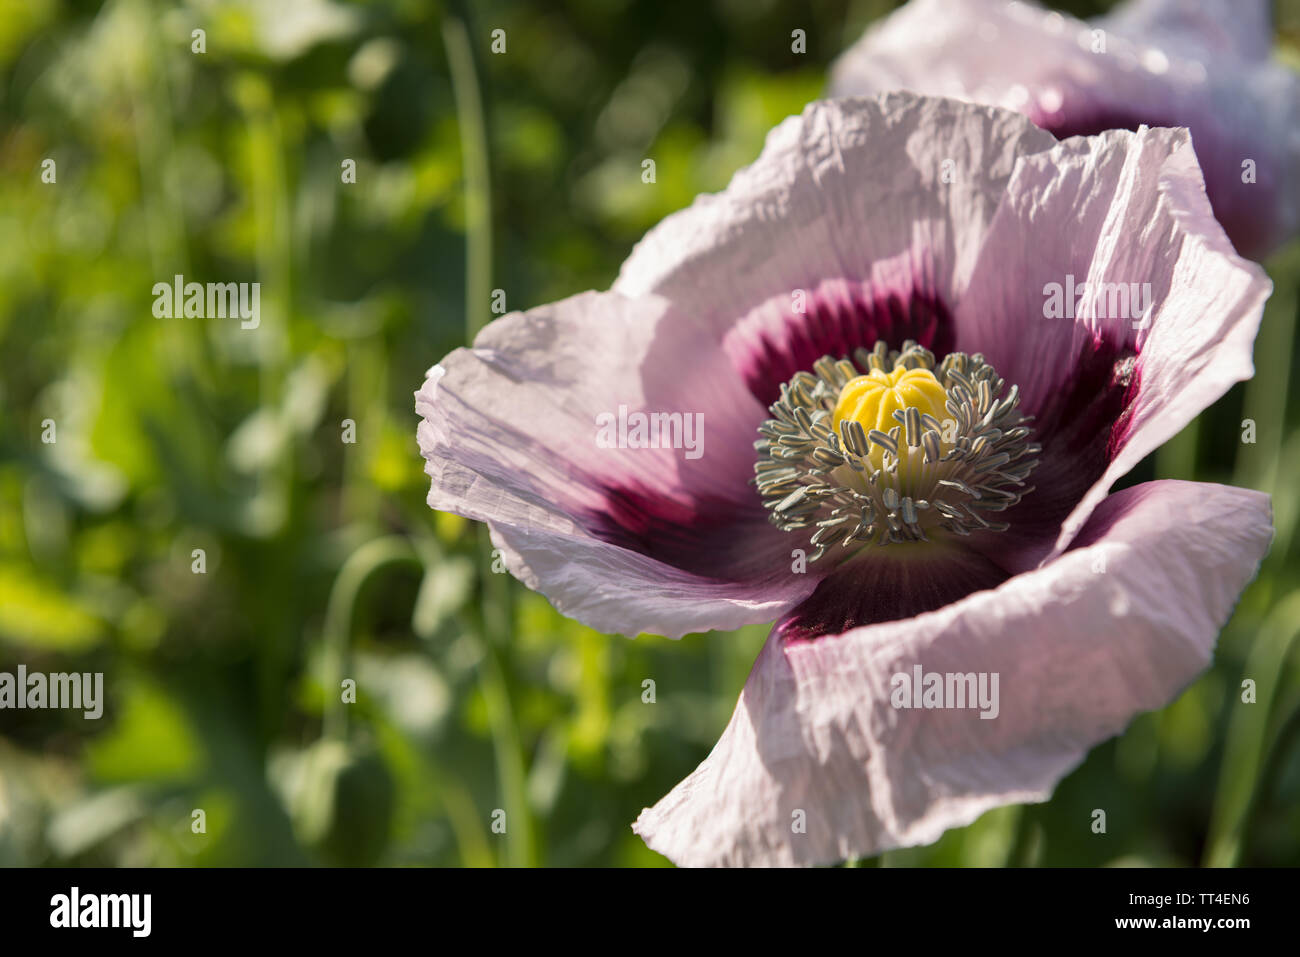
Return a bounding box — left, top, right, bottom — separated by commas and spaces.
776, 545, 1010, 644
579, 480, 767, 580
729, 281, 956, 407
1030, 105, 1173, 141
1044, 333, 1141, 465
983, 332, 1142, 566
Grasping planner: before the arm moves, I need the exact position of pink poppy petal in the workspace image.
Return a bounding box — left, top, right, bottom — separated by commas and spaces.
956, 126, 1270, 567
416, 290, 819, 638
615, 92, 1059, 368
1097, 0, 1272, 61
829, 0, 1300, 258
634, 480, 1271, 866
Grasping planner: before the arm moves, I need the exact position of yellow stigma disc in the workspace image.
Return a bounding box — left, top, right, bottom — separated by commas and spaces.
833, 367, 949, 466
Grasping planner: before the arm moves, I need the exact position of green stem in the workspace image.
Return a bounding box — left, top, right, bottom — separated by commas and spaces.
1238, 701, 1300, 861
478, 633, 534, 867
1235, 244, 1300, 494
1203, 589, 1300, 866
321, 536, 420, 742
469, 524, 533, 867
444, 14, 531, 866
437, 771, 496, 868
1003, 803, 1042, 867
443, 13, 493, 344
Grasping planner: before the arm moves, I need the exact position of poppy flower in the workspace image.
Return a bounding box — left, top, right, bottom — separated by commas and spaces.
416, 93, 1272, 866
829, 0, 1300, 260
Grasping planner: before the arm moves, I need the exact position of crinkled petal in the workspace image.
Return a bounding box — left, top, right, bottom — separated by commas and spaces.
416, 290, 820, 639
633, 480, 1272, 867
829, 0, 1300, 258
956, 125, 1270, 568
615, 92, 1059, 354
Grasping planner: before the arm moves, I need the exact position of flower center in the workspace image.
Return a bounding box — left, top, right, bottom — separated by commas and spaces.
754, 340, 1040, 561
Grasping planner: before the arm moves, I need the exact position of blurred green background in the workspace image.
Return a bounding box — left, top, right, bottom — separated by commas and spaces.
1, 0, 1298, 867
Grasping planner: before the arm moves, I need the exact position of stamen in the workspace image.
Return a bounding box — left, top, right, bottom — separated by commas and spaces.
753, 340, 1040, 561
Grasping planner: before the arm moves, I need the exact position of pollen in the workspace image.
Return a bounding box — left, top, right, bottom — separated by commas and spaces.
754, 340, 1040, 560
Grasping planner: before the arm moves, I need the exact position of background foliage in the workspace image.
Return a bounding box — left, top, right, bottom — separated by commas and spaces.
1, 0, 1298, 867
